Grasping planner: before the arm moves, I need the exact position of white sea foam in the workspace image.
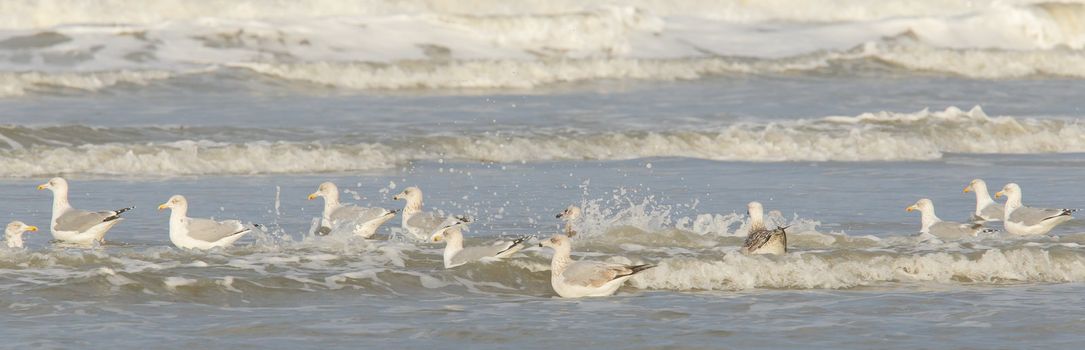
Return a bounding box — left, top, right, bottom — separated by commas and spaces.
0, 0, 1066, 29
632, 247, 1085, 291
0, 1, 1083, 96
0, 70, 176, 97
0, 106, 1082, 176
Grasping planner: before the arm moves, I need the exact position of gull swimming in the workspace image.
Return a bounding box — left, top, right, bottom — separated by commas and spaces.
5, 221, 38, 248
964, 179, 1003, 222
906, 198, 994, 239
538, 234, 655, 298
308, 182, 397, 238
995, 183, 1075, 236
556, 205, 582, 237
430, 218, 529, 269
158, 195, 253, 249
38, 177, 132, 245
393, 186, 464, 240
741, 201, 788, 255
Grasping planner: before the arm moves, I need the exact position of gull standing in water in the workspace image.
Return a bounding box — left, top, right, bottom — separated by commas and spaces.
556, 205, 582, 237
307, 182, 397, 238
158, 195, 253, 250
38, 177, 132, 245
430, 218, 529, 269
906, 198, 994, 239
5, 221, 38, 248
538, 234, 654, 298
393, 186, 464, 240
996, 183, 1075, 236
741, 201, 788, 255
964, 179, 1004, 222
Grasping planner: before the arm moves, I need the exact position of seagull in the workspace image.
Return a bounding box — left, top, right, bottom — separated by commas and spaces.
307, 182, 397, 238
964, 179, 1004, 222
5, 221, 38, 248
158, 195, 253, 250
555, 205, 581, 237
538, 234, 655, 298
393, 186, 463, 240
906, 198, 994, 239
741, 201, 788, 255
429, 218, 529, 269
38, 177, 132, 245
995, 183, 1075, 236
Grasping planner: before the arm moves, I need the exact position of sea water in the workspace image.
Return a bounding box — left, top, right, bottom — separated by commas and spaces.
3, 1, 1085, 348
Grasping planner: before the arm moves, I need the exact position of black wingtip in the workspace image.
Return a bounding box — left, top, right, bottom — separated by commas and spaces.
629, 264, 657, 274
496, 235, 532, 256
103, 206, 135, 222
615, 263, 657, 279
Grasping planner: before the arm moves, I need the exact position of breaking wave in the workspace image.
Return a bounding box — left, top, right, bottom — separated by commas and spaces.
1, 1, 1084, 96
0, 106, 1083, 176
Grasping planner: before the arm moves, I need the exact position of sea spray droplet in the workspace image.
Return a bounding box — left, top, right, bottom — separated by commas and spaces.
274, 186, 281, 217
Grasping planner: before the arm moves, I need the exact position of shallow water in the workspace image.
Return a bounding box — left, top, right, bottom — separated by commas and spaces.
6, 1, 1085, 348
4, 156, 1085, 348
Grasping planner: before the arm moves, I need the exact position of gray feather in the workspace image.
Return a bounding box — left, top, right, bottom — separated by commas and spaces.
1008, 207, 1075, 226
54, 208, 126, 232
329, 205, 386, 224
975, 203, 1004, 221
929, 221, 986, 239
449, 237, 527, 266
184, 218, 250, 243
562, 261, 654, 288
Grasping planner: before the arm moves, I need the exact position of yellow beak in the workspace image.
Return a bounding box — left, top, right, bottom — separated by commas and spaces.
26, 226, 38, 232
994, 191, 1004, 198
36, 184, 46, 190
906, 205, 917, 212
963, 185, 972, 193
431, 234, 443, 242
157, 203, 169, 211
307, 193, 318, 200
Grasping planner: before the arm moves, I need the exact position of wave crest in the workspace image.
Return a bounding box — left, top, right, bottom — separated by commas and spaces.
1, 107, 1083, 176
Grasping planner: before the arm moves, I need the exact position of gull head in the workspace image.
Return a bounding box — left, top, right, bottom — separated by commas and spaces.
393, 187, 422, 202
963, 178, 987, 193
538, 234, 570, 250
556, 205, 581, 220
158, 195, 188, 211
308, 182, 338, 200
6, 221, 38, 236
747, 201, 764, 218
37, 177, 67, 192
995, 183, 1020, 199
906, 198, 933, 213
